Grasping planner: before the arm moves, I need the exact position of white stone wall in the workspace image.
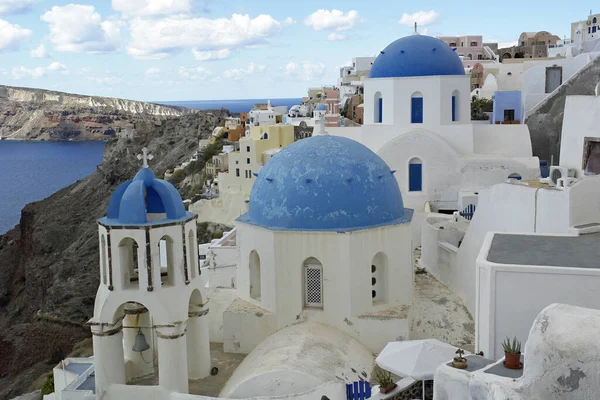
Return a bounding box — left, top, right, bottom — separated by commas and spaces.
560, 95, 600, 176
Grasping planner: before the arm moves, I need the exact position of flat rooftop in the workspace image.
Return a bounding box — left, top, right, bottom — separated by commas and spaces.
487, 233, 600, 269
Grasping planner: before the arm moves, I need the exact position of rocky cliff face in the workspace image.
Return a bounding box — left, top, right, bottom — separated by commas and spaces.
0, 109, 228, 399
0, 85, 196, 141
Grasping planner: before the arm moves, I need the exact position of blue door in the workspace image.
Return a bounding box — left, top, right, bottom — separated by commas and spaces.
378, 98, 383, 123
409, 163, 422, 191
411, 97, 423, 123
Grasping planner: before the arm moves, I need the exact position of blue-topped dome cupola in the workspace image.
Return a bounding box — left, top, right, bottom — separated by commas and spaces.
96, 147, 200, 294
238, 121, 412, 231
364, 29, 470, 126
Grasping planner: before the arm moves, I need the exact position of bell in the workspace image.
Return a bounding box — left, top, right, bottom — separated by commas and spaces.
132, 328, 150, 353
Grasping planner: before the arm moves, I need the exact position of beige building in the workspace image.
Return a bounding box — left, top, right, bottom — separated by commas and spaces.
205, 153, 229, 178
499, 31, 560, 61
218, 125, 295, 195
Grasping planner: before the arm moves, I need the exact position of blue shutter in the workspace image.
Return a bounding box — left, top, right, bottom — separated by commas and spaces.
409, 163, 422, 191
378, 98, 383, 123
452, 96, 457, 121
411, 97, 423, 123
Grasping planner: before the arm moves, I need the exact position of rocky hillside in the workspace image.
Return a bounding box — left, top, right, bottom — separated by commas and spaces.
0, 108, 228, 399
0, 85, 196, 141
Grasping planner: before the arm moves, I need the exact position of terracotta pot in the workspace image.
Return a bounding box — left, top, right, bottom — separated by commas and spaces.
452, 357, 468, 369
380, 383, 397, 394
504, 352, 522, 369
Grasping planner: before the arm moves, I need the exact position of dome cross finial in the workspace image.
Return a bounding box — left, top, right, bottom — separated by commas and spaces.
315, 114, 328, 136
137, 147, 154, 168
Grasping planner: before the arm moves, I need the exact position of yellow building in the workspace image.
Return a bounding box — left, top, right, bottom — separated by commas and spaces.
219, 125, 294, 195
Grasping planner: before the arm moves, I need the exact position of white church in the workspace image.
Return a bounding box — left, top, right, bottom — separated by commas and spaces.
328, 32, 540, 214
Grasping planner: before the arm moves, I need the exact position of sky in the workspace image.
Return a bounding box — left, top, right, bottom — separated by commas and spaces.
0, 0, 591, 102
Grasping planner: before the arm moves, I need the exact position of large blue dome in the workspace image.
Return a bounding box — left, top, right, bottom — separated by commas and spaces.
239, 135, 411, 231
101, 168, 192, 226
369, 35, 465, 79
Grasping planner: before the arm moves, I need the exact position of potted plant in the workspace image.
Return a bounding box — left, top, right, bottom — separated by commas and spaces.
373, 369, 397, 394
452, 348, 468, 369
502, 337, 522, 369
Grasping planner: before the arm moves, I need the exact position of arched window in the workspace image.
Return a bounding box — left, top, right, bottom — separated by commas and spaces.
303, 257, 323, 309
263, 133, 268, 139
119, 238, 139, 289
188, 230, 196, 280
371, 253, 388, 304
101, 235, 108, 285
508, 173, 522, 180
452, 90, 460, 122
409, 158, 423, 192
594, 17, 597, 24
411, 92, 423, 123
249, 250, 261, 300
374, 92, 382, 123
159, 236, 175, 286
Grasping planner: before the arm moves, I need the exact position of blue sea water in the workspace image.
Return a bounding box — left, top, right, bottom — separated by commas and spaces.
159, 98, 303, 113
0, 141, 105, 234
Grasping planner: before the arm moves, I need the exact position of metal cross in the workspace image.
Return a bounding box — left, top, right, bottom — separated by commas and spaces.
137, 147, 154, 168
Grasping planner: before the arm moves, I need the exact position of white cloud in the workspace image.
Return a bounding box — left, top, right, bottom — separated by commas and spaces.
328, 32, 346, 41
398, 10, 439, 27
86, 75, 124, 85
11, 61, 67, 79
145, 67, 161, 77
284, 61, 326, 81
0, 19, 31, 52
111, 0, 190, 17
30, 43, 50, 58
283, 17, 295, 25
127, 13, 284, 59
304, 9, 360, 32
41, 5, 121, 53
192, 48, 230, 61
222, 62, 265, 80
178, 66, 211, 80
0, 0, 35, 16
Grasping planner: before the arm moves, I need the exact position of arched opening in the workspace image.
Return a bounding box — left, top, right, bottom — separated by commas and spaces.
263, 133, 268, 139
119, 238, 140, 289
409, 158, 423, 192
452, 90, 460, 122
101, 235, 108, 285
187, 289, 211, 379
303, 257, 323, 309
467, 54, 472, 60
188, 230, 196, 280
502, 53, 512, 60
371, 253, 388, 304
508, 173, 522, 180
374, 91, 382, 123
159, 236, 175, 286
411, 92, 423, 123
249, 250, 261, 300
118, 301, 156, 383
594, 17, 597, 24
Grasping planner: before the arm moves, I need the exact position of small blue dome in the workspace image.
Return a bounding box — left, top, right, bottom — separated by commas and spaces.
315, 104, 327, 111
239, 135, 411, 231
102, 168, 190, 225
369, 35, 465, 79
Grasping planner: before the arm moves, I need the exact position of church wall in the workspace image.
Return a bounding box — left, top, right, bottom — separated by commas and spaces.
377, 130, 462, 212
568, 176, 600, 228
472, 124, 534, 157
439, 76, 472, 125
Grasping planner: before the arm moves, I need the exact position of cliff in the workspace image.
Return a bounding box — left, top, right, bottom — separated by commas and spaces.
0, 108, 228, 399
0, 85, 196, 141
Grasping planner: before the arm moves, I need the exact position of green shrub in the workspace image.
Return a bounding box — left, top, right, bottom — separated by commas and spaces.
41, 374, 54, 396
169, 169, 185, 185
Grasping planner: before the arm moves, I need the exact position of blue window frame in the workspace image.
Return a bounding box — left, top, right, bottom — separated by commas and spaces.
409, 163, 422, 191
594, 26, 597, 33
452, 96, 457, 121
377, 98, 383, 123
411, 97, 423, 123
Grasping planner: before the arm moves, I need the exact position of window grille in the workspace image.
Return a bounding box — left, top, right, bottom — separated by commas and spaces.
305, 264, 323, 307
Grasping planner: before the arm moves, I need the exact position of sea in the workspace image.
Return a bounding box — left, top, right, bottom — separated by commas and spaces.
159, 98, 303, 113
0, 98, 300, 235
0, 141, 105, 234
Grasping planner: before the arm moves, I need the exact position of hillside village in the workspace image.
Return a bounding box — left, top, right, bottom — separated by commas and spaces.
5, 10, 600, 400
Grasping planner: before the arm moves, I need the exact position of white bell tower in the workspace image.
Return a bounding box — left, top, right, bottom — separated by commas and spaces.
89, 148, 211, 398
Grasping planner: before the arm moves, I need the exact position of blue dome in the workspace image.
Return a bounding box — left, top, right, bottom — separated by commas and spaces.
101, 168, 191, 225
239, 135, 411, 231
369, 35, 465, 79
315, 104, 327, 111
